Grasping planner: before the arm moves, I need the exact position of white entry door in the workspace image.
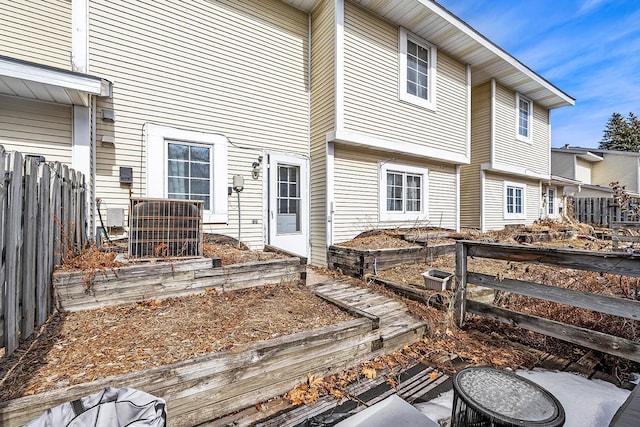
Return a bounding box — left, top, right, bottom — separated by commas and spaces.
267, 152, 309, 257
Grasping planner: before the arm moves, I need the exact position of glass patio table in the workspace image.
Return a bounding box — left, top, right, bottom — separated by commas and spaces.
451, 367, 565, 427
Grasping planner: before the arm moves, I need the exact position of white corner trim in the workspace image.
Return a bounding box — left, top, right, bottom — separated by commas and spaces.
455, 164, 460, 232
466, 64, 471, 160
327, 130, 469, 165
480, 169, 486, 232
335, 0, 345, 132
327, 142, 335, 245
490, 78, 496, 166
72, 0, 89, 73
481, 162, 549, 180
144, 123, 228, 223
72, 105, 91, 179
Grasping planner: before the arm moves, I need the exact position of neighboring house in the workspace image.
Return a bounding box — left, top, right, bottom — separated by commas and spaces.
460, 73, 574, 231
0, 0, 573, 265
551, 146, 640, 197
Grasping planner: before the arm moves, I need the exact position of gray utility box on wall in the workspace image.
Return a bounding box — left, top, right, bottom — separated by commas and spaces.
106, 208, 125, 227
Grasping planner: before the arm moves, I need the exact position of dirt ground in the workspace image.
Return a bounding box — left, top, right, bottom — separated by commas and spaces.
0, 281, 353, 402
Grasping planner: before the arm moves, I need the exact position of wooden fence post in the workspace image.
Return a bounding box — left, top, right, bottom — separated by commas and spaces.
4, 152, 24, 355
51, 162, 62, 268
454, 241, 468, 328
21, 158, 38, 339
0, 147, 6, 350
36, 163, 52, 325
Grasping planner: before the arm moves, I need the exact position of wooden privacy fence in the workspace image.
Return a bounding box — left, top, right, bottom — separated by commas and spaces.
0, 145, 87, 357
453, 241, 640, 363
571, 197, 640, 227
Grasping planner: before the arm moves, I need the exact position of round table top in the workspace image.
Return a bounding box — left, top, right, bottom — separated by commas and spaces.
453, 367, 565, 426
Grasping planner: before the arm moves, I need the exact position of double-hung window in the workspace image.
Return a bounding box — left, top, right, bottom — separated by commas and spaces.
504, 181, 526, 220
145, 124, 228, 223
516, 93, 532, 142
167, 142, 212, 210
399, 28, 437, 110
380, 162, 428, 221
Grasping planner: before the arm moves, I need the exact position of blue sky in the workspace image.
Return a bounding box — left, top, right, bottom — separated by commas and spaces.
437, 0, 640, 148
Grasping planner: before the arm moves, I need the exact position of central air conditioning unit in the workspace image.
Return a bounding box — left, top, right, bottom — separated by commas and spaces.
128, 197, 203, 259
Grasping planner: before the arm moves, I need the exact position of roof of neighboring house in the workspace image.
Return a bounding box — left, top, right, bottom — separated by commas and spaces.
283, 0, 575, 110
552, 146, 640, 160
550, 175, 582, 186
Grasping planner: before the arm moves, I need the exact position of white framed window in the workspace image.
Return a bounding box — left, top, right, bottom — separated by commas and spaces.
379, 162, 429, 221
504, 181, 526, 220
515, 93, 532, 142
547, 187, 557, 217
145, 124, 228, 223
399, 27, 437, 110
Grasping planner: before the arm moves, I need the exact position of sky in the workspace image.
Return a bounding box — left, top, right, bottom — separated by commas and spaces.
436, 0, 640, 148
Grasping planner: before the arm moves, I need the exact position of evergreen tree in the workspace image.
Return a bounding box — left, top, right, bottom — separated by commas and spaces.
599, 112, 640, 151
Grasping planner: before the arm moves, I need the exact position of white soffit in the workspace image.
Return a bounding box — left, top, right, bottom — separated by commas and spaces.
281, 0, 575, 110
0, 56, 108, 106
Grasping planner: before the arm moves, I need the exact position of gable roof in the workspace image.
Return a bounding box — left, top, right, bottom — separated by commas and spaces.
283, 0, 574, 110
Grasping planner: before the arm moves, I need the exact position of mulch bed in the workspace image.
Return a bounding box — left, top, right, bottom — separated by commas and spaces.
0, 284, 353, 402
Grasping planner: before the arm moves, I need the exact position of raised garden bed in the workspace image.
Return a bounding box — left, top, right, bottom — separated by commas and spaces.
54, 256, 306, 311
327, 244, 455, 278
0, 317, 378, 427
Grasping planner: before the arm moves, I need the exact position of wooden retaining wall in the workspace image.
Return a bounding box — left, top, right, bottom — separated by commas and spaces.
54, 257, 306, 311
0, 318, 378, 427
327, 244, 455, 277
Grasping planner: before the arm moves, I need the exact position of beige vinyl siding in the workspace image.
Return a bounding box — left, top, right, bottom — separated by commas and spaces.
332, 145, 457, 244
575, 158, 592, 184
341, 2, 467, 157
594, 154, 640, 193
551, 152, 576, 179
0, 95, 72, 163
460, 83, 492, 228
459, 164, 481, 228
0, 0, 71, 69
483, 173, 540, 230
90, 0, 309, 249
493, 83, 549, 175
309, 0, 335, 265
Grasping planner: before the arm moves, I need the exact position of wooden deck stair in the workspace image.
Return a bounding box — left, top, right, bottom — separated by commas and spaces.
313, 282, 428, 353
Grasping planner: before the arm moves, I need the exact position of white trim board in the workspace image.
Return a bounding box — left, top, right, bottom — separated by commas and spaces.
327, 130, 469, 165
144, 123, 228, 223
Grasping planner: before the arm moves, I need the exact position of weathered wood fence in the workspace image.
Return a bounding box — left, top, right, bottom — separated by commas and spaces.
0, 145, 86, 357
571, 197, 640, 227
612, 221, 640, 251
453, 241, 640, 363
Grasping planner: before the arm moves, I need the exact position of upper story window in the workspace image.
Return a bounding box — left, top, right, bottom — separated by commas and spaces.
399, 28, 437, 110
379, 161, 429, 222
504, 181, 526, 220
516, 93, 532, 142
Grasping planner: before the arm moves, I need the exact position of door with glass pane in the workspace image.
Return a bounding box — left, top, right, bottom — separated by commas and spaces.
267, 152, 309, 257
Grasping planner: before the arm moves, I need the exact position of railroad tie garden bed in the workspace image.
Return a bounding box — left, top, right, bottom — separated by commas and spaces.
0, 316, 379, 427
53, 256, 306, 311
